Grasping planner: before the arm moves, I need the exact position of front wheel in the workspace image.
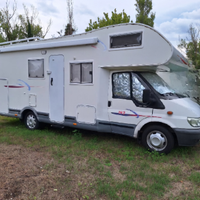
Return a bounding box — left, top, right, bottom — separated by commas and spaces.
24, 112, 40, 130
142, 125, 174, 154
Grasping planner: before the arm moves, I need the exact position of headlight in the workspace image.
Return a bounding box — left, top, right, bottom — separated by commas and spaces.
187, 117, 200, 127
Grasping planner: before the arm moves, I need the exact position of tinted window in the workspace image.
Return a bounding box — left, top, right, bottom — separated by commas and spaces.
70, 62, 93, 84
28, 59, 44, 78
132, 74, 145, 103
112, 72, 146, 103
110, 32, 142, 48
112, 73, 131, 99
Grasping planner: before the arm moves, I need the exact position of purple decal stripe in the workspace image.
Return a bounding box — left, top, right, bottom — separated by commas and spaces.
111, 109, 162, 119
4, 85, 42, 89
111, 112, 138, 117
4, 79, 32, 91
4, 85, 24, 88
91, 45, 97, 48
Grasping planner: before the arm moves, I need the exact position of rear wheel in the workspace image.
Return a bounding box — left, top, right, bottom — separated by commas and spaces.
142, 125, 174, 154
24, 112, 40, 130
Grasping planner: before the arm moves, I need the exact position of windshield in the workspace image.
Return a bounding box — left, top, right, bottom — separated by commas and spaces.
140, 72, 186, 98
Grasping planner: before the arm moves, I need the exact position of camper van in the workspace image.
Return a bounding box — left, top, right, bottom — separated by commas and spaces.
0, 23, 200, 154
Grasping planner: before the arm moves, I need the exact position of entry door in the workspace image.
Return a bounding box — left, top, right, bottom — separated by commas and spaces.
108, 72, 153, 136
49, 55, 64, 123
0, 79, 9, 114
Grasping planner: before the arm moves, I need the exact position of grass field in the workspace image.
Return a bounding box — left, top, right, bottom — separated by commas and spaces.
0, 116, 200, 200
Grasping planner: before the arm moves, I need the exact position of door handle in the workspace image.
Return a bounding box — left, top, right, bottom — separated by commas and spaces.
51, 78, 53, 86
108, 101, 111, 107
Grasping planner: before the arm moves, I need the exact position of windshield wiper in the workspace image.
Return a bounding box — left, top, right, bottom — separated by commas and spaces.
175, 93, 189, 98
161, 92, 176, 97
161, 92, 187, 98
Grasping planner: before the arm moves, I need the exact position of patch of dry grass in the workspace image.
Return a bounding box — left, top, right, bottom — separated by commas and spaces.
0, 116, 200, 199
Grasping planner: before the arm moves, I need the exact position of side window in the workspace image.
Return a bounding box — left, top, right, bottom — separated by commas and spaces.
112, 72, 146, 104
110, 32, 142, 49
132, 74, 145, 103
28, 59, 44, 78
112, 73, 131, 99
70, 62, 93, 84
70, 63, 80, 83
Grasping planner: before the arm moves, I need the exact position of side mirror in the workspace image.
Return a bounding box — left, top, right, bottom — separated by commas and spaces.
143, 89, 151, 104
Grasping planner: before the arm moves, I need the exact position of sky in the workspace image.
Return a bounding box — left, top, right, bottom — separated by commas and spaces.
1, 0, 200, 48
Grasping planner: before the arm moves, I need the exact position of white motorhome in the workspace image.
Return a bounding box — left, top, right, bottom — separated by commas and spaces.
0, 23, 200, 153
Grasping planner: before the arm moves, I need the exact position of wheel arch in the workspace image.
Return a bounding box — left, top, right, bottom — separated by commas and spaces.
137, 122, 178, 145
20, 107, 38, 121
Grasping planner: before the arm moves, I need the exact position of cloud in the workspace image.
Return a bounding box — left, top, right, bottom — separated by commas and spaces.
155, 7, 200, 47
154, 1, 200, 24
158, 19, 193, 34
37, 1, 59, 16
75, 4, 96, 16
181, 8, 200, 19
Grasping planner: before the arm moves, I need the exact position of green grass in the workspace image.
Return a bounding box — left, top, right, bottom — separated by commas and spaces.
189, 172, 200, 185
0, 116, 200, 199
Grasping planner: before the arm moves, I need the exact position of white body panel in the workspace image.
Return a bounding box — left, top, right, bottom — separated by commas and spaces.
76, 105, 96, 124
153, 98, 200, 129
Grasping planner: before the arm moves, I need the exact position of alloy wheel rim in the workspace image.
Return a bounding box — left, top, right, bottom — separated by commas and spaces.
27, 114, 36, 129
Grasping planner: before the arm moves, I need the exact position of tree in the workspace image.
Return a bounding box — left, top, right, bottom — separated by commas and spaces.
0, 15, 6, 42
0, 33, 5, 42
0, 0, 19, 41
178, 24, 200, 103
135, 0, 155, 27
65, 0, 76, 35
57, 0, 76, 37
178, 24, 200, 69
18, 4, 52, 39
64, 23, 76, 35
85, 9, 132, 32
0, 1, 51, 41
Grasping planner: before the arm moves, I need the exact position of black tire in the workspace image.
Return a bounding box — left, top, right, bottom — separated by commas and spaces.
141, 125, 174, 154
19, 118, 24, 123
24, 111, 40, 130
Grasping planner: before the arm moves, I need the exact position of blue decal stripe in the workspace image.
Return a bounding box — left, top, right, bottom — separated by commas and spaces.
98, 40, 107, 51
18, 79, 31, 91
126, 109, 139, 118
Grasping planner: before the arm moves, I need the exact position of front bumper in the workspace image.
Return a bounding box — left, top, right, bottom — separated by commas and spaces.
173, 128, 200, 146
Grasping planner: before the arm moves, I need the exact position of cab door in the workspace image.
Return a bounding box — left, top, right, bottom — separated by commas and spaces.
108, 72, 153, 136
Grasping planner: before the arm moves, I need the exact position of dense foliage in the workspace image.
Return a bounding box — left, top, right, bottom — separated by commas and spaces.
135, 0, 155, 27
0, 1, 51, 42
179, 24, 200, 69
85, 9, 132, 32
